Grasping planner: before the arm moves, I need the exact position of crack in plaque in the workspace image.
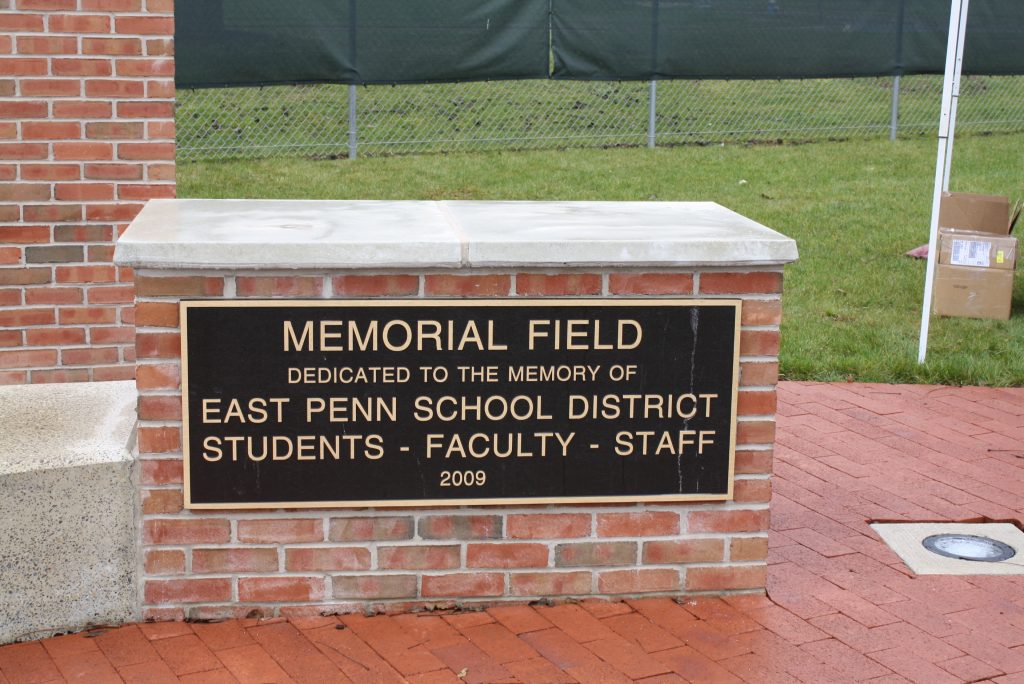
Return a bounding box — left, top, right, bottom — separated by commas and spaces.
684, 307, 700, 493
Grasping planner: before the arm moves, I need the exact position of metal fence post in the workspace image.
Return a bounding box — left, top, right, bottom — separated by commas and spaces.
647, 80, 657, 148
889, 75, 901, 141
348, 85, 358, 159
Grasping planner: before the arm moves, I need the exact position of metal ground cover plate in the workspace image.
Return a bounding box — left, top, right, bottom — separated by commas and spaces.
871, 522, 1024, 575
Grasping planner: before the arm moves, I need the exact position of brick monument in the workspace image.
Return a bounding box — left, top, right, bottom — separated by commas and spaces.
115, 198, 797, 619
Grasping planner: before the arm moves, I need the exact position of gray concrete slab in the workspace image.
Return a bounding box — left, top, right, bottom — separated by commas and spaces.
114, 199, 798, 270
446, 200, 799, 267
114, 198, 461, 269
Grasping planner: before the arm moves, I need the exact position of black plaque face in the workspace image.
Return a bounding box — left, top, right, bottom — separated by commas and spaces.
181, 299, 740, 508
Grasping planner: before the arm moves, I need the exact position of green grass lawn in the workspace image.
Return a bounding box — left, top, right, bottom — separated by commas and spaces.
177, 133, 1024, 386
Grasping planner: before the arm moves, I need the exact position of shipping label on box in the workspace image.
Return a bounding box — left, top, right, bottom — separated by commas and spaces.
938, 228, 1017, 271
950, 239, 991, 267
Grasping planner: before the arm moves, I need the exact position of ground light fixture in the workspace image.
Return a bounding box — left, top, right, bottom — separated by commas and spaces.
871, 522, 1024, 575
922, 533, 1016, 563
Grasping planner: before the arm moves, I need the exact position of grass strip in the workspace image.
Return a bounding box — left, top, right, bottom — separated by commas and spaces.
178, 133, 1024, 386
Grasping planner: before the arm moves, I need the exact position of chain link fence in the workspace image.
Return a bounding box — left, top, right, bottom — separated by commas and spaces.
175, 76, 1024, 162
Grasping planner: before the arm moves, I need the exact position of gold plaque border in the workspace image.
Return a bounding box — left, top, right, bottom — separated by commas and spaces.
179, 298, 742, 510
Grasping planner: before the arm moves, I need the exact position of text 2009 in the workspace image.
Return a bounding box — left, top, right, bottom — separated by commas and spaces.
440, 470, 486, 487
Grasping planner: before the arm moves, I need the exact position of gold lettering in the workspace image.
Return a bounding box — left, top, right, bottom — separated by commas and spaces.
566, 319, 588, 350
456, 320, 484, 351
296, 435, 316, 460
528, 319, 549, 350
382, 320, 412, 351
618, 319, 642, 349
699, 393, 717, 418
272, 435, 293, 460
417, 320, 443, 351
202, 436, 222, 461
699, 430, 715, 454
223, 398, 245, 422
426, 433, 443, 458
283, 320, 313, 351
365, 434, 384, 459
487, 320, 508, 350
306, 397, 326, 421
349, 320, 378, 351
319, 321, 344, 351
269, 398, 288, 422
592, 319, 613, 350
201, 398, 220, 423
246, 398, 268, 424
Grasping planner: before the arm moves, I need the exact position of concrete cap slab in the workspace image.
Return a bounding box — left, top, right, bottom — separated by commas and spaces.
0, 380, 136, 476
114, 198, 798, 270
443, 200, 798, 266
114, 199, 462, 269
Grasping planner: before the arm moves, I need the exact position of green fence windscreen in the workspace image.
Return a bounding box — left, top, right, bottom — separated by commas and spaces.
553, 0, 910, 80
176, 0, 1024, 88
175, 0, 550, 88
552, 0, 1024, 81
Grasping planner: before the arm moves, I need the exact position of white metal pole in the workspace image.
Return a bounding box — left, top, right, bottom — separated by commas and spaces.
942, 1, 969, 191
917, 0, 969, 364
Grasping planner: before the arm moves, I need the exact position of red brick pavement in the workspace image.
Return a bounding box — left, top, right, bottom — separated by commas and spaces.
3, 381, 1024, 683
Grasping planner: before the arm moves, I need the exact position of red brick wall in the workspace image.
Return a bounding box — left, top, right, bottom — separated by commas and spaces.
0, 0, 174, 384
135, 269, 780, 620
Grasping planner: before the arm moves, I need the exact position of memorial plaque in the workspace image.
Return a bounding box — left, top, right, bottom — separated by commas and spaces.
181, 299, 740, 508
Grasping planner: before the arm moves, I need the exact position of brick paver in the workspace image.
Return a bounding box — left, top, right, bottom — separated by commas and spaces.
3, 381, 1024, 683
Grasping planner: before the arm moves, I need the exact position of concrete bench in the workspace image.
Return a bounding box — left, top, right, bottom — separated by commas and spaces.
0, 381, 137, 643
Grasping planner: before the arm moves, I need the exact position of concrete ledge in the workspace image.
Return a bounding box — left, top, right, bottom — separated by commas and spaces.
0, 381, 138, 643
114, 199, 799, 269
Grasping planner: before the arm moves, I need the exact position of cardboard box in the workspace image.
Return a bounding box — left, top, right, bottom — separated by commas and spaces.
938, 229, 1017, 271
938, 192, 1013, 235
932, 192, 1018, 320
933, 263, 1013, 320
